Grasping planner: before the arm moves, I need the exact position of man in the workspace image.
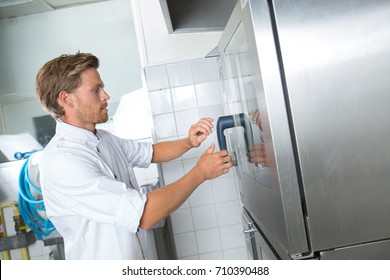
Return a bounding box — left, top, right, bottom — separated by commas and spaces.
35, 52, 232, 260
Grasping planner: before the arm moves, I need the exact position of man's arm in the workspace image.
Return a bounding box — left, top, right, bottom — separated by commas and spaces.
151, 117, 214, 163
140, 144, 232, 230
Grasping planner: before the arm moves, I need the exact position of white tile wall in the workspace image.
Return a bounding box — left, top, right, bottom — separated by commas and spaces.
196, 81, 222, 107
215, 200, 242, 226
167, 61, 193, 87
161, 160, 185, 185
144, 56, 248, 260
171, 85, 197, 111
189, 181, 214, 207
220, 224, 246, 250
148, 89, 173, 115
223, 247, 248, 260
144, 65, 170, 91
192, 58, 219, 84
212, 176, 239, 203
175, 109, 200, 136
192, 204, 218, 230
170, 208, 194, 234
196, 228, 222, 254
153, 113, 178, 139
199, 251, 223, 260
174, 232, 198, 258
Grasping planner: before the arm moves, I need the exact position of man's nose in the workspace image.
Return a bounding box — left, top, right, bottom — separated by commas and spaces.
102, 89, 110, 100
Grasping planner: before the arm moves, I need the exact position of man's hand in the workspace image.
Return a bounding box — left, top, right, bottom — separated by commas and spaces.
195, 144, 233, 180
188, 117, 214, 148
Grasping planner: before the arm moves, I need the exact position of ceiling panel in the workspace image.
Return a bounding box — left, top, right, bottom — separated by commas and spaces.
0, 0, 53, 19
0, 0, 109, 19
45, 0, 109, 9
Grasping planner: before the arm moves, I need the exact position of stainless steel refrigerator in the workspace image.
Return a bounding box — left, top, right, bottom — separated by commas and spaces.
216, 0, 390, 259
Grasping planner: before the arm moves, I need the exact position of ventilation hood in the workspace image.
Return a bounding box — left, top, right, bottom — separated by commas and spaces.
159, 0, 236, 33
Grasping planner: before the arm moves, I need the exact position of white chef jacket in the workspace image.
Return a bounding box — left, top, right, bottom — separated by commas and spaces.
40, 120, 153, 260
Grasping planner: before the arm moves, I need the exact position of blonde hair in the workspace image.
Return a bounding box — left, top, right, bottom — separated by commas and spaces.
36, 52, 99, 118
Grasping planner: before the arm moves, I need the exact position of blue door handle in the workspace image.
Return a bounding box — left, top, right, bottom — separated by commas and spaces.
216, 113, 254, 152
216, 115, 234, 151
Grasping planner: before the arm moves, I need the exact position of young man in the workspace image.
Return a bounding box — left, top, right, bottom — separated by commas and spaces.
35, 52, 232, 259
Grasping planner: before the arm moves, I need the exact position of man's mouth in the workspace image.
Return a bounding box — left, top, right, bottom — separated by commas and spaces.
101, 103, 108, 111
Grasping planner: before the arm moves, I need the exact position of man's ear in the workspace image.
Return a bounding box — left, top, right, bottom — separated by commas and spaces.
57, 90, 73, 108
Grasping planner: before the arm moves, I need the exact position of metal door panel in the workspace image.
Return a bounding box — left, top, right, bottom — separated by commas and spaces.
274, 0, 390, 250
218, 0, 308, 258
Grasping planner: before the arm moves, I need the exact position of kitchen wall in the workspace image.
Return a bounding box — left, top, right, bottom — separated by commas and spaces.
131, 0, 222, 65
0, 107, 5, 134
144, 56, 248, 260
0, 98, 47, 137
0, 0, 142, 136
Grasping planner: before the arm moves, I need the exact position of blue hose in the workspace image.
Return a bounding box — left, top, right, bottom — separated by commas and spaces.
17, 152, 55, 240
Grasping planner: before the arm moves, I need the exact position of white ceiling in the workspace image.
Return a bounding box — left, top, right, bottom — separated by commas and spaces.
0, 0, 110, 19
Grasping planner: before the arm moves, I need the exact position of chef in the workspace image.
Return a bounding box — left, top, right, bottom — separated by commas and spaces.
35, 52, 233, 259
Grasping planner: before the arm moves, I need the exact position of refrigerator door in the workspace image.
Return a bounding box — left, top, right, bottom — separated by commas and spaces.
274, 0, 390, 253
218, 0, 308, 258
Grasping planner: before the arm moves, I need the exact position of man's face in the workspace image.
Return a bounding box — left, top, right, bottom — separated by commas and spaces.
70, 68, 110, 130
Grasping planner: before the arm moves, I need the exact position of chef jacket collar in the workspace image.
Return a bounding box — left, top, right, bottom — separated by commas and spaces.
55, 120, 101, 143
